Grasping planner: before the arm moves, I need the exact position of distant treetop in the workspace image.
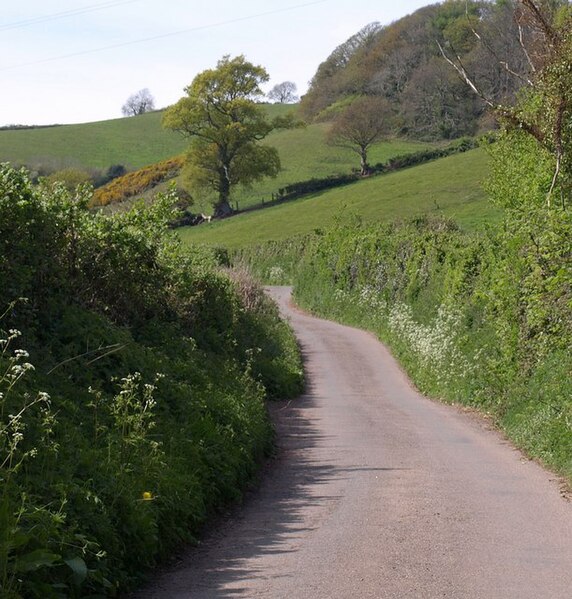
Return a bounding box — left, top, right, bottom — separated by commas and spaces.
267, 81, 299, 104
121, 88, 155, 117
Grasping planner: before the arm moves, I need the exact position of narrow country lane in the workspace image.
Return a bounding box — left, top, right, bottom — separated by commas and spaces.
132, 286, 572, 599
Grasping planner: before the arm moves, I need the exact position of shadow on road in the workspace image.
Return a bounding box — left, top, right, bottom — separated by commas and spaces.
130, 319, 402, 598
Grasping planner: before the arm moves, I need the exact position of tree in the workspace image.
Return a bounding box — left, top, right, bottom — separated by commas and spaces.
121, 88, 155, 116
163, 55, 289, 217
327, 96, 393, 175
301, 21, 382, 117
400, 58, 480, 139
267, 81, 299, 103
439, 0, 572, 208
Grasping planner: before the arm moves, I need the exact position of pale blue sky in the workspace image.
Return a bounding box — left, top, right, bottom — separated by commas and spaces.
1, 0, 432, 126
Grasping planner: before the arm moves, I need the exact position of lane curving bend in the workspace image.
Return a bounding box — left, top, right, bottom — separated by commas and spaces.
133, 286, 572, 599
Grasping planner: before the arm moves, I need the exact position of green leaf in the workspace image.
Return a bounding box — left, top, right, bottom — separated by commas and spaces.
14, 549, 60, 572
10, 530, 30, 549
64, 556, 88, 586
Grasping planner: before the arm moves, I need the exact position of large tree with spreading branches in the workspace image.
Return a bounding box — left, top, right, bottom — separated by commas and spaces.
163, 55, 292, 217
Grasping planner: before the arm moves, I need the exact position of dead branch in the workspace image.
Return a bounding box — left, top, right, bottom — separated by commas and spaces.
464, 1, 533, 86
518, 23, 537, 73
520, 0, 559, 49
437, 41, 495, 108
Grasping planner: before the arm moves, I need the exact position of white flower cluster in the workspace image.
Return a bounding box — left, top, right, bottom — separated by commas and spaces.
329, 283, 474, 387
1, 323, 54, 470
333, 288, 349, 302
357, 285, 387, 311
387, 302, 474, 385
0, 329, 22, 348
267, 265, 285, 283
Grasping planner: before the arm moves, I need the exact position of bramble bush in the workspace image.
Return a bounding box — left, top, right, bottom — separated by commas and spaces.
0, 163, 302, 597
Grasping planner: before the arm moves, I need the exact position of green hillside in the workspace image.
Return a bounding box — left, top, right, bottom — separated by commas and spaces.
197, 128, 430, 213
96, 132, 431, 214
178, 147, 497, 248
0, 104, 294, 171
0, 105, 430, 216
0, 111, 186, 170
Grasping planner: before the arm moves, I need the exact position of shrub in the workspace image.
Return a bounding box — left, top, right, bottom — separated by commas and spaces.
93, 164, 127, 188
0, 163, 302, 597
91, 156, 184, 207
43, 168, 92, 191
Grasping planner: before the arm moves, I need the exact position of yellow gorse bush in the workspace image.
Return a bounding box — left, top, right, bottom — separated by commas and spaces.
91, 156, 184, 207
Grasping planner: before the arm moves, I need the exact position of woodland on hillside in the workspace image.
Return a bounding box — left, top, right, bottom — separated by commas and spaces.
301, 0, 535, 139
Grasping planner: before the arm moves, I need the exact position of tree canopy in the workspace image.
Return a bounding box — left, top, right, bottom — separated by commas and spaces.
121, 88, 155, 116
300, 1, 533, 139
327, 96, 393, 175
267, 81, 299, 103
163, 55, 289, 217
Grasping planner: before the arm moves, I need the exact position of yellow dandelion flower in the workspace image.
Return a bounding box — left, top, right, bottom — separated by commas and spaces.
142, 491, 153, 501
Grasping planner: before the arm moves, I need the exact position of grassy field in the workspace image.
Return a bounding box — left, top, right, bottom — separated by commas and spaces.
0, 104, 298, 171
165, 131, 430, 214
227, 126, 430, 211
0, 104, 430, 216
0, 111, 186, 170
178, 148, 498, 248
2, 104, 491, 245
33, 102, 430, 213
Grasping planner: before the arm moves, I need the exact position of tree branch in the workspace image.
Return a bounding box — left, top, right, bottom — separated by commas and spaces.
518, 23, 537, 73
437, 41, 495, 108
520, 0, 558, 49
464, 2, 533, 86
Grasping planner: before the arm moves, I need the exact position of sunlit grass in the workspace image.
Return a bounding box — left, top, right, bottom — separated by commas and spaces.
229, 125, 431, 211
178, 148, 499, 248
0, 104, 295, 171
0, 111, 186, 170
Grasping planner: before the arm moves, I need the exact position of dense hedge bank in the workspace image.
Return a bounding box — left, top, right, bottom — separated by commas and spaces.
240, 214, 571, 481
0, 164, 302, 598
294, 216, 571, 479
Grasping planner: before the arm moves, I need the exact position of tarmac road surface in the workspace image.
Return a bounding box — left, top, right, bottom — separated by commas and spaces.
132, 286, 572, 598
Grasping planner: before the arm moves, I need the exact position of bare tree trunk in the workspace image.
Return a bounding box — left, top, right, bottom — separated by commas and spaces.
360, 147, 370, 176
215, 168, 234, 218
